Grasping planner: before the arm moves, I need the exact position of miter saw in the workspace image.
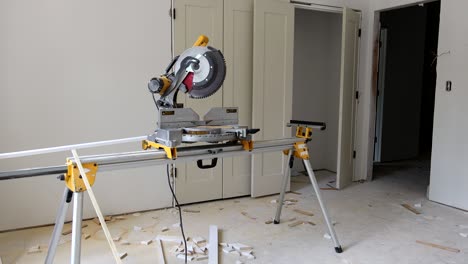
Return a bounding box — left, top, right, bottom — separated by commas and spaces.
143, 35, 259, 153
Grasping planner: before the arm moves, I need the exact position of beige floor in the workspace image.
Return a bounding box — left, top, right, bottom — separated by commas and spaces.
1, 160, 467, 264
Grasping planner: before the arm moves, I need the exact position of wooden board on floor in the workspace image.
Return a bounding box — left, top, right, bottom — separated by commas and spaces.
209, 225, 218, 264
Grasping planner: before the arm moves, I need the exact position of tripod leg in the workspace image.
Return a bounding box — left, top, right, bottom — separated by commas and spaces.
274, 151, 293, 224
71, 191, 84, 264
45, 188, 73, 264
303, 159, 343, 253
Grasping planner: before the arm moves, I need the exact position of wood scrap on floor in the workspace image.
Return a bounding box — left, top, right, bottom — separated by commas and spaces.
288, 220, 304, 227
62, 223, 88, 235
220, 242, 256, 260
401, 204, 421, 215
27, 245, 41, 254
209, 225, 218, 264
193, 237, 206, 244
183, 209, 201, 213
320, 187, 338, 190
415, 240, 460, 253
83, 233, 91, 240
293, 209, 314, 216
161, 226, 169, 232
155, 235, 184, 244
264, 220, 273, 224
288, 220, 316, 227
289, 191, 302, 195
231, 243, 253, 251
241, 211, 256, 220
119, 252, 128, 259
93, 216, 114, 225
120, 240, 130, 245
155, 239, 165, 264
140, 239, 152, 245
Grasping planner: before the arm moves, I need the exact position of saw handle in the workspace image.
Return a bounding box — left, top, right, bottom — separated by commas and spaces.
197, 158, 218, 169
193, 35, 209, 47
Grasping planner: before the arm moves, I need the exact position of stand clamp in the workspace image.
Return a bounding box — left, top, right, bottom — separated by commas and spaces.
65, 160, 98, 192
142, 140, 177, 159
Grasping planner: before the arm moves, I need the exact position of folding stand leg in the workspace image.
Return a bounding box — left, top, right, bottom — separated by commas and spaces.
70, 191, 84, 263
303, 159, 343, 253
274, 151, 293, 224
45, 188, 74, 264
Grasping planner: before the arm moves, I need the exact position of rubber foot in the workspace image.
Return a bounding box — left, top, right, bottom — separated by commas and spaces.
335, 246, 343, 253
273, 220, 280, 224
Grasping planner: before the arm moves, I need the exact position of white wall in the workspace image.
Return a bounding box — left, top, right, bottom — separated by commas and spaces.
292, 9, 342, 172
0, 0, 173, 230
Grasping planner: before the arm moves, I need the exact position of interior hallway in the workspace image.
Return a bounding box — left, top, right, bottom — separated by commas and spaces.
0, 164, 467, 264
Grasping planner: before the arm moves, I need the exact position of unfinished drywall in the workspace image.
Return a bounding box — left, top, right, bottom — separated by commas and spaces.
0, 0, 173, 230
292, 9, 342, 172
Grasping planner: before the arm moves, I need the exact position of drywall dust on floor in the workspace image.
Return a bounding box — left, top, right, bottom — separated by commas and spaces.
0, 160, 467, 263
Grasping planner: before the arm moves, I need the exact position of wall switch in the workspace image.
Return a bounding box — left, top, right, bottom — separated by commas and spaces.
446, 81, 452, 91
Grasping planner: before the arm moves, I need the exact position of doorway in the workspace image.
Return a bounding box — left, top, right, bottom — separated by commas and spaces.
373, 1, 440, 189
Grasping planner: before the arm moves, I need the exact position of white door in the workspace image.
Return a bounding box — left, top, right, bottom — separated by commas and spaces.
222, 0, 254, 198
374, 28, 388, 163
174, 0, 224, 203
336, 7, 360, 189
251, 0, 294, 197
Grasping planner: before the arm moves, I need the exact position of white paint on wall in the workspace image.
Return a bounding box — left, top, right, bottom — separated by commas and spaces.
0, 0, 173, 230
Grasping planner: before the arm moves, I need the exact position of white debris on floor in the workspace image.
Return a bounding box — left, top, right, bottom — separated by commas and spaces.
0, 160, 467, 263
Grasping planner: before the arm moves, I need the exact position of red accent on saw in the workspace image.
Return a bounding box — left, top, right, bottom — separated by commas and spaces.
183, 72, 194, 91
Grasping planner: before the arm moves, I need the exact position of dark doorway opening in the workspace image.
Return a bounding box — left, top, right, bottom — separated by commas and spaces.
373, 1, 441, 187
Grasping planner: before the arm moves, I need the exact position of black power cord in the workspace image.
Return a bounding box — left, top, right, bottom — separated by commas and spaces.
166, 164, 188, 263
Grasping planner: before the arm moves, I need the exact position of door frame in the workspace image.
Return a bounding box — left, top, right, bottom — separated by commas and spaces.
366, 0, 439, 181
293, 3, 363, 187
373, 27, 388, 163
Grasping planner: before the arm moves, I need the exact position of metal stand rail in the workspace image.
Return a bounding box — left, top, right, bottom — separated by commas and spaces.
0, 131, 343, 263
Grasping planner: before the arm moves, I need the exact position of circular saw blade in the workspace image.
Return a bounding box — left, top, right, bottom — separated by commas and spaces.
174, 46, 226, 99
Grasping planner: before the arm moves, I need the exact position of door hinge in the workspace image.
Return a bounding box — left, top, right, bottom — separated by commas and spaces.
169, 8, 176, 19
353, 150, 356, 159
374, 137, 377, 143
355, 91, 359, 100
358, 28, 362, 37
174, 167, 177, 178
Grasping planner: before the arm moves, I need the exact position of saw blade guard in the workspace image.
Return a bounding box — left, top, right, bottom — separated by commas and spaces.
174, 46, 226, 99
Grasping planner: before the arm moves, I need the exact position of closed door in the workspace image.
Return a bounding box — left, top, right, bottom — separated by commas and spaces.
174, 0, 224, 203
222, 0, 254, 198
251, 0, 294, 197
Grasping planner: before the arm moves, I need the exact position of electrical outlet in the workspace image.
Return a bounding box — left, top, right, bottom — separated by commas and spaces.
446, 81, 452, 91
